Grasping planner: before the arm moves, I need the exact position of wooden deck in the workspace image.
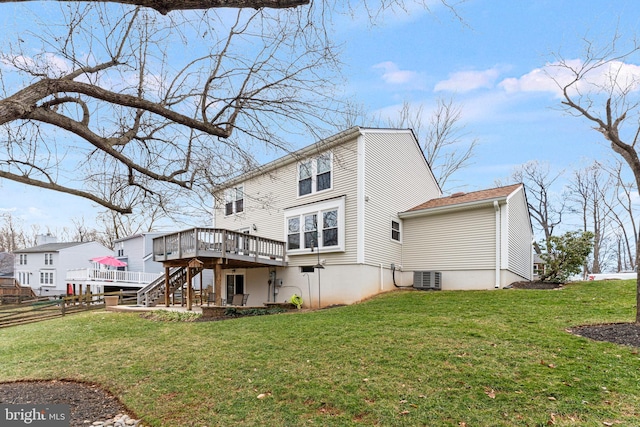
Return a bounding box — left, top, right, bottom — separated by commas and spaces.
152, 228, 286, 268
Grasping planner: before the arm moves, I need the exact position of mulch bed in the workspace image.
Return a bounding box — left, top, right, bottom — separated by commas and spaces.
0, 379, 133, 426
569, 323, 640, 348
508, 280, 640, 348
508, 280, 563, 290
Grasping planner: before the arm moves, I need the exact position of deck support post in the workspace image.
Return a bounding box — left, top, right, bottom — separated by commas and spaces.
164, 267, 170, 307
214, 259, 222, 306
187, 265, 193, 311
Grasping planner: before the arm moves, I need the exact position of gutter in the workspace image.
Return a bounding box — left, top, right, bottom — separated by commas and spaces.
494, 201, 501, 289
398, 197, 507, 219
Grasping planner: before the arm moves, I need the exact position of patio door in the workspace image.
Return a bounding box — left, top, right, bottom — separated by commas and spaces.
226, 274, 245, 304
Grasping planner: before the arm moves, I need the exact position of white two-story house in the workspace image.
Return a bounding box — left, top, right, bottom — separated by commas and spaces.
14, 237, 112, 296
162, 126, 530, 308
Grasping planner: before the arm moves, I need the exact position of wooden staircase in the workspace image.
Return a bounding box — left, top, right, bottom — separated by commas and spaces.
137, 267, 194, 307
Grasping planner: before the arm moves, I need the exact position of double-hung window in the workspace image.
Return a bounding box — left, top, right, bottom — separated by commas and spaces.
44, 253, 53, 265
303, 214, 318, 249
298, 153, 332, 197
224, 186, 244, 216
40, 270, 54, 286
284, 197, 345, 254
19, 254, 27, 265
391, 220, 401, 242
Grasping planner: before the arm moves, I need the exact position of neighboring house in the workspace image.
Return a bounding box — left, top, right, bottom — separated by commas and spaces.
113, 232, 213, 292
533, 253, 546, 280
14, 239, 112, 296
0, 252, 14, 279
114, 232, 166, 275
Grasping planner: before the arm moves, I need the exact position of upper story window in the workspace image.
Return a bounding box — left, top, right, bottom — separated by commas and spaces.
391, 220, 401, 242
225, 186, 244, 216
19, 254, 27, 265
44, 253, 53, 265
285, 196, 345, 254
298, 153, 332, 197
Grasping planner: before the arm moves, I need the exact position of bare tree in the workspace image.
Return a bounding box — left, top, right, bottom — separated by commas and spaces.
0, 0, 309, 14
0, 4, 343, 216
567, 162, 617, 275
595, 160, 638, 273
554, 35, 640, 321
0, 212, 26, 251
512, 161, 567, 253
387, 99, 477, 190
0, 1, 460, 220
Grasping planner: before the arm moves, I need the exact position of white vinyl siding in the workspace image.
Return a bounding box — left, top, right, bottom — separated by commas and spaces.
214, 136, 359, 266
362, 131, 441, 266
402, 208, 496, 270
507, 188, 533, 279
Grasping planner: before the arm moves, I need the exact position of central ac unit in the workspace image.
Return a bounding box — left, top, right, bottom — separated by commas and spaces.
413, 271, 442, 290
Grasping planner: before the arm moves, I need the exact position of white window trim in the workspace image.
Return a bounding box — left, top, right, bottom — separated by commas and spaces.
297, 153, 333, 198
39, 270, 55, 286
284, 196, 345, 255
391, 219, 402, 243
224, 185, 244, 217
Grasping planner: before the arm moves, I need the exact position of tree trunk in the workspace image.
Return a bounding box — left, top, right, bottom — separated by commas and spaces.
636, 237, 640, 323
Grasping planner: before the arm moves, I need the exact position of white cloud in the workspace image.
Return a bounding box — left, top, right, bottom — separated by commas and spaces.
434, 67, 502, 93
373, 61, 422, 86
1, 52, 72, 78
498, 59, 640, 97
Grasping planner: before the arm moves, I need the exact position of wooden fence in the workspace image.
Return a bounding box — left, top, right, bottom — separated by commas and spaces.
0, 291, 137, 328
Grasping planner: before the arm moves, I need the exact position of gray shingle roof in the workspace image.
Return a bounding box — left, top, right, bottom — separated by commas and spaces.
13, 242, 88, 253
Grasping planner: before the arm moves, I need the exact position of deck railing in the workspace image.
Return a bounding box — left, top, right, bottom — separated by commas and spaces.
65, 269, 160, 285
153, 228, 286, 265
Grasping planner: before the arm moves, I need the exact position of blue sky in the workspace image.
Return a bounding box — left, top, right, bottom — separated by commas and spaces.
337, 0, 640, 190
2, 0, 640, 234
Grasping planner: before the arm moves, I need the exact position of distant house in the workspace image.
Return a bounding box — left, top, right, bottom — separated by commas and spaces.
113, 232, 212, 294
64, 233, 174, 294
113, 232, 166, 276
147, 127, 534, 308
14, 238, 111, 296
533, 253, 546, 280
0, 252, 14, 279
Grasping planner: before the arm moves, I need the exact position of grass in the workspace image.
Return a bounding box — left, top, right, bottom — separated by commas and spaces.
1, 280, 639, 426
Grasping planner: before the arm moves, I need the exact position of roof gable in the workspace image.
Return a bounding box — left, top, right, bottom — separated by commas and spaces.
213, 127, 429, 193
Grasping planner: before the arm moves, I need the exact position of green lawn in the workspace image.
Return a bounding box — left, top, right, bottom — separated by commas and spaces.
1, 280, 639, 426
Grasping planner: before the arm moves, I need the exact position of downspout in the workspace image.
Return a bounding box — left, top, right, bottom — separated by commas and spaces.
494, 201, 501, 289
380, 263, 384, 291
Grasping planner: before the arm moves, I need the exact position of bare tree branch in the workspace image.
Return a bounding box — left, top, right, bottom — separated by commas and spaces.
0, 0, 309, 15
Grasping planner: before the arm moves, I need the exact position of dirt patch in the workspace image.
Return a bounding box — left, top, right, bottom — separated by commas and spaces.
0, 379, 135, 426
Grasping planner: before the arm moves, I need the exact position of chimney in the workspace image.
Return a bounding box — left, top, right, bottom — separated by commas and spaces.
36, 233, 57, 246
